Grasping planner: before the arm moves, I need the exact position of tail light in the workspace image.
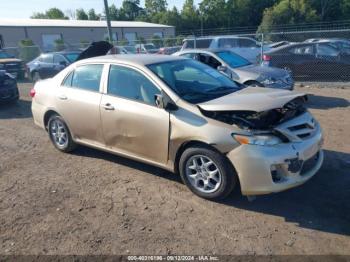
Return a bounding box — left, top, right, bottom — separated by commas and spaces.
29, 88, 36, 98
263, 54, 271, 61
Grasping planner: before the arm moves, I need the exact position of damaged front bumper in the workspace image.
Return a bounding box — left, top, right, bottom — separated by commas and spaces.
227, 119, 324, 196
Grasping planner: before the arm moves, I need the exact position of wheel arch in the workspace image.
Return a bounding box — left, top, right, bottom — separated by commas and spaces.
43, 110, 60, 131
174, 140, 230, 175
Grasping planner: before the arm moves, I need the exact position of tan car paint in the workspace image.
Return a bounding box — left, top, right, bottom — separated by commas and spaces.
32, 55, 323, 196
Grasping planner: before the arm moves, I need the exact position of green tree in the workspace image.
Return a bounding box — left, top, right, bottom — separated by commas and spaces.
76, 8, 88, 20
145, 0, 167, 14
88, 9, 100, 20
31, 8, 68, 19
182, 0, 200, 31
258, 0, 318, 33
122, 0, 142, 20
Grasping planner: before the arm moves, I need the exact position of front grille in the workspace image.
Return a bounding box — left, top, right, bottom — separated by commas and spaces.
301, 152, 320, 176
275, 112, 319, 142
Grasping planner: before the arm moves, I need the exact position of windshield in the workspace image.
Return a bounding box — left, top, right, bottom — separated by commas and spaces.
148, 59, 241, 103
0, 52, 13, 59
64, 53, 80, 63
215, 51, 251, 68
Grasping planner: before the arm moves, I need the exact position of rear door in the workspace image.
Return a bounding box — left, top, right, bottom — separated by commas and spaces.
100, 64, 170, 165
55, 64, 105, 145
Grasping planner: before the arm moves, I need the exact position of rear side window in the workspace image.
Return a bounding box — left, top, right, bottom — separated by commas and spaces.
107, 65, 160, 105
290, 45, 314, 55
70, 64, 103, 92
62, 71, 73, 86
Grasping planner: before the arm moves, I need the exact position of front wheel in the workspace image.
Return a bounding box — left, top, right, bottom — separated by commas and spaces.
179, 146, 238, 200
48, 115, 77, 152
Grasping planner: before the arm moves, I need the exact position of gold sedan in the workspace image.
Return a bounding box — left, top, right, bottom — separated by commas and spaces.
31, 55, 323, 200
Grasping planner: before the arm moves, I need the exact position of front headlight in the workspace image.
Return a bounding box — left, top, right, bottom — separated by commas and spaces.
233, 134, 282, 146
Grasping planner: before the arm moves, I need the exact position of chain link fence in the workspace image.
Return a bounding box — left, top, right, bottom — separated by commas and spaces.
2, 27, 350, 82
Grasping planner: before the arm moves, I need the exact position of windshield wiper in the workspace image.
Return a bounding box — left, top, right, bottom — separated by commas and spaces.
207, 86, 236, 93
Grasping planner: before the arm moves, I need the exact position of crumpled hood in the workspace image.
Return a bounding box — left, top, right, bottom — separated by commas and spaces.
198, 87, 306, 112
235, 64, 288, 78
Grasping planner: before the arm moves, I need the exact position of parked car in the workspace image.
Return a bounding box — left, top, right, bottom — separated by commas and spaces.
174, 49, 294, 90
181, 36, 270, 63
158, 46, 182, 55
304, 38, 350, 55
113, 45, 137, 54
0, 50, 24, 79
262, 42, 350, 79
31, 53, 323, 200
26, 51, 81, 82
135, 43, 159, 54
0, 70, 19, 103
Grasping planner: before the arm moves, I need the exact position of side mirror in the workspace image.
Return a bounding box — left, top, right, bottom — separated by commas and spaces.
217, 65, 227, 72
155, 94, 164, 108
59, 61, 67, 66
155, 92, 178, 111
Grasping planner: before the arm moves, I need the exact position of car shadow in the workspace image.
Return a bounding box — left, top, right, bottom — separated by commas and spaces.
306, 94, 349, 110
73, 146, 182, 184
220, 149, 350, 236
74, 146, 350, 236
0, 99, 32, 119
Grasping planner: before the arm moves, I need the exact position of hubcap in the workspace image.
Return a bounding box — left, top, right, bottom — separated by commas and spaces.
50, 119, 68, 148
185, 155, 222, 194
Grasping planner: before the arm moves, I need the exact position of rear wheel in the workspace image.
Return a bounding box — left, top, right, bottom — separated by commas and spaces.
179, 146, 237, 200
48, 115, 77, 152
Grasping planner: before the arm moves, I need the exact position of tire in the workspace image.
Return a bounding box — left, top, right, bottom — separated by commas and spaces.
47, 114, 77, 152
179, 146, 237, 200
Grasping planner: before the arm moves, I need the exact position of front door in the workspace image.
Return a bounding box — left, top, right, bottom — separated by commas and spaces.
100, 64, 169, 165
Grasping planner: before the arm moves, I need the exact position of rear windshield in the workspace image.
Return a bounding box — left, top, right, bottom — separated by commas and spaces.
183, 39, 212, 49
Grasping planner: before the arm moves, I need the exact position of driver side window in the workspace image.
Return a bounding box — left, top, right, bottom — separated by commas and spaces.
108, 65, 161, 106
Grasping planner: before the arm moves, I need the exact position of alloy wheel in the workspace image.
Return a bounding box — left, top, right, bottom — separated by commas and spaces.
185, 155, 222, 193
49, 119, 68, 148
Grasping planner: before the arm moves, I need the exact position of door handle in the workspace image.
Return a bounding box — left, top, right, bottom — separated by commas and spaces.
57, 94, 67, 100
102, 103, 115, 111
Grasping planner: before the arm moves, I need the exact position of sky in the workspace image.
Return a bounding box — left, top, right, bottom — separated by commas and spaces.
0, 0, 201, 19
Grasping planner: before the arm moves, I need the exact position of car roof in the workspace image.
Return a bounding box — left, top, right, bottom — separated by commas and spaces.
76, 54, 187, 66
178, 48, 233, 54
183, 35, 256, 40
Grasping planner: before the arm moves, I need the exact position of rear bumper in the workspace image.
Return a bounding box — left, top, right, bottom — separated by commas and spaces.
227, 128, 323, 196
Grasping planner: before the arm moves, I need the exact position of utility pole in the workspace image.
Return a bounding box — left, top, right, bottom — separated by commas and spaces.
103, 0, 113, 43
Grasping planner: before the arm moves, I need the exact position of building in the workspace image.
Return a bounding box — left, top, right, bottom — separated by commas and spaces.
0, 18, 175, 50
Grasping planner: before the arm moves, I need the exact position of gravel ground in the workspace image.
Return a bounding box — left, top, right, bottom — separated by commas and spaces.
0, 82, 349, 255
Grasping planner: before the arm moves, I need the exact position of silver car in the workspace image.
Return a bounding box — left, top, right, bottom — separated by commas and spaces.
31, 54, 323, 200
174, 49, 294, 90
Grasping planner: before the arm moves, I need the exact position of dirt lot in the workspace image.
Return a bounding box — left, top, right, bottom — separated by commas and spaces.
0, 82, 349, 255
